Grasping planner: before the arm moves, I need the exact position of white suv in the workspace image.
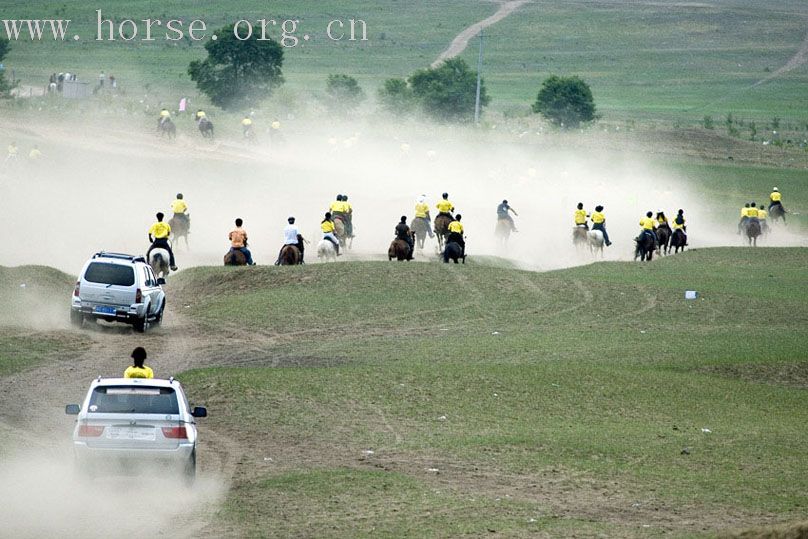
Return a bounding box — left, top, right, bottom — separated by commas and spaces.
65, 377, 207, 484
70, 252, 166, 333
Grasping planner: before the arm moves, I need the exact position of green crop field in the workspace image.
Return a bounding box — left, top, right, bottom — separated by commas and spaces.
168, 249, 808, 537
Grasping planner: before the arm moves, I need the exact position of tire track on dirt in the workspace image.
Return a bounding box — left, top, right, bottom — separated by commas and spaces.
431, 0, 531, 68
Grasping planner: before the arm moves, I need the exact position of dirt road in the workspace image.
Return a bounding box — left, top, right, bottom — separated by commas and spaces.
431, 0, 530, 67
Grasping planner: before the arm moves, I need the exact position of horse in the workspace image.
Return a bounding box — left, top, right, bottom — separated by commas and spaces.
744, 218, 761, 246
443, 241, 466, 264
279, 244, 302, 265
587, 229, 604, 257
634, 232, 655, 261
332, 215, 352, 250
317, 240, 338, 262
670, 229, 687, 253
573, 225, 588, 250
157, 118, 176, 140
768, 203, 786, 225
168, 214, 190, 250
495, 219, 512, 244
198, 118, 214, 139
388, 238, 411, 261
411, 217, 431, 250
434, 214, 452, 251
656, 224, 671, 256
224, 248, 247, 266
149, 248, 170, 283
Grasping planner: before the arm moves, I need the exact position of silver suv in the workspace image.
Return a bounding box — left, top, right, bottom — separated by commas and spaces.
70, 252, 166, 333
65, 377, 207, 484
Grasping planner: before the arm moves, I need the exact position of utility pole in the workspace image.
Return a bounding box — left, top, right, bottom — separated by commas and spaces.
474, 29, 484, 124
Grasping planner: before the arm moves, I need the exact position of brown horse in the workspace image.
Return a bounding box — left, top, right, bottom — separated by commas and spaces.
168, 214, 190, 250
223, 249, 247, 266
434, 214, 452, 250
333, 215, 353, 250
279, 244, 301, 265
388, 238, 412, 261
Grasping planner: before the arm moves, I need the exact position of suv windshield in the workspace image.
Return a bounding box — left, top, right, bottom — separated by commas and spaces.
84, 263, 135, 286
89, 386, 179, 414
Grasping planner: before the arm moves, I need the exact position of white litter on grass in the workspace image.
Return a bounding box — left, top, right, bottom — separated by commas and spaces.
439, 328, 449, 331
263, 457, 273, 462
492, 331, 500, 335
427, 468, 439, 472
640, 330, 646, 334
19, 283, 26, 288
701, 428, 712, 434
362, 450, 375, 455
438, 415, 447, 421
528, 518, 537, 523
685, 290, 699, 300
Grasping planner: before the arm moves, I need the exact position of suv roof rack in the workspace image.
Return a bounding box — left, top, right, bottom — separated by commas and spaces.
93, 252, 146, 263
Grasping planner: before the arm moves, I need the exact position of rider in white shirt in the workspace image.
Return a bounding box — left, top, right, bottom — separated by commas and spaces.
275, 217, 305, 264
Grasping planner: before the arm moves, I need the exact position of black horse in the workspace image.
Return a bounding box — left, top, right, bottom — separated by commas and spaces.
634, 232, 655, 261
157, 118, 176, 140
198, 118, 214, 139
768, 203, 786, 225
744, 218, 761, 246
443, 241, 466, 264
656, 224, 671, 255
670, 229, 687, 254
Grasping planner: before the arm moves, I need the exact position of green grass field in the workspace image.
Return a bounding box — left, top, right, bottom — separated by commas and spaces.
171, 248, 808, 537
3, 0, 808, 122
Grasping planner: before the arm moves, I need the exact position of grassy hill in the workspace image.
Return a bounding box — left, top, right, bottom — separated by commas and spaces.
4, 0, 808, 122
170, 248, 808, 537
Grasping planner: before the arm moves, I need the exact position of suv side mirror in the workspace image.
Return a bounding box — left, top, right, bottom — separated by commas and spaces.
191, 406, 207, 418
157, 278, 166, 286
65, 404, 80, 415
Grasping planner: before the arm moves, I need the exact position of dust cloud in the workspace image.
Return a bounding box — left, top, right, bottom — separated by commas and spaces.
0, 445, 226, 539
0, 116, 804, 276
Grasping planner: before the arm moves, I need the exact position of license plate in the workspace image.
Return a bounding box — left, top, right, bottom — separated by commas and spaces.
94, 305, 116, 315
107, 427, 156, 441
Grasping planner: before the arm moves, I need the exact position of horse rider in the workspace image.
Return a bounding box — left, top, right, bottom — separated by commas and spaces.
5, 141, 18, 164
497, 200, 519, 232
757, 203, 769, 233
329, 194, 348, 234
672, 209, 687, 244
242, 115, 254, 138
638, 211, 658, 246
395, 215, 414, 260
321, 212, 341, 256
124, 347, 154, 379
229, 218, 256, 265
195, 109, 207, 122
275, 216, 306, 265
747, 202, 760, 222
574, 202, 589, 229
28, 145, 42, 161
171, 193, 189, 227
158, 108, 171, 127
147, 212, 178, 271
590, 205, 612, 246
738, 203, 750, 234
769, 187, 783, 212
436, 192, 455, 219
343, 194, 355, 238
656, 211, 669, 227
414, 195, 434, 238
447, 214, 465, 256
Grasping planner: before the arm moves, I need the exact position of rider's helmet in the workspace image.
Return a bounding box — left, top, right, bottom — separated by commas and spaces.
400, 216, 407, 223
442, 192, 448, 199
502, 199, 508, 204
343, 195, 349, 201
646, 211, 653, 218
288, 217, 295, 224
577, 202, 583, 209
177, 193, 183, 199
418, 195, 426, 203
750, 202, 756, 207
156, 212, 164, 220
678, 209, 684, 214
336, 194, 342, 201
455, 214, 462, 221
745, 202, 750, 207
325, 212, 332, 220
595, 205, 604, 212
773, 187, 779, 192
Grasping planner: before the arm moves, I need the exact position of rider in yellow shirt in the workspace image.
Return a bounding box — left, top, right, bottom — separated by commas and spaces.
436, 193, 454, 217
639, 211, 658, 246
242, 116, 253, 138
28, 146, 42, 160
170, 193, 189, 228
158, 108, 170, 127
147, 212, 177, 271
574, 202, 588, 229
738, 203, 750, 234
124, 347, 154, 379
447, 214, 465, 255
769, 187, 782, 207
343, 195, 354, 238
414, 195, 435, 239
590, 205, 612, 246
321, 212, 341, 255
757, 203, 769, 233
746, 202, 759, 219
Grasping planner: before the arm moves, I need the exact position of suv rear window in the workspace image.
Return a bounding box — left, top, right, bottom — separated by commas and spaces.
89, 386, 179, 414
84, 263, 135, 286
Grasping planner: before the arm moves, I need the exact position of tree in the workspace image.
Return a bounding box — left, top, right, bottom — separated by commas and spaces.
325, 74, 366, 113
532, 75, 596, 128
0, 37, 15, 98
377, 78, 415, 114
188, 25, 284, 110
409, 58, 489, 122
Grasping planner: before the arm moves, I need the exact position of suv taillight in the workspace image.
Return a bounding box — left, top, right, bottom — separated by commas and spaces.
161, 426, 188, 439
78, 424, 105, 437
135, 288, 142, 303
73, 281, 80, 297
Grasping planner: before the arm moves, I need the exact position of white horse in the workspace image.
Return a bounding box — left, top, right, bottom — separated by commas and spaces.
587, 230, 604, 257
149, 248, 170, 282
317, 240, 337, 262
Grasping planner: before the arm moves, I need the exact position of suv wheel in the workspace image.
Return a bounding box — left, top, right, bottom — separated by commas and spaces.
184, 449, 197, 487
154, 302, 165, 327
70, 310, 84, 328
133, 314, 149, 333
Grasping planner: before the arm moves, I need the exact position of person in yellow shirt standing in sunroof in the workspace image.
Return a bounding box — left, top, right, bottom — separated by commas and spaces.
147, 212, 178, 271
124, 347, 154, 379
